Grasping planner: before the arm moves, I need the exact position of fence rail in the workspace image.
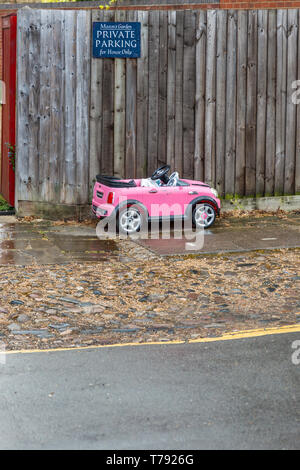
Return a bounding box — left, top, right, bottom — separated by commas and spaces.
16, 7, 300, 210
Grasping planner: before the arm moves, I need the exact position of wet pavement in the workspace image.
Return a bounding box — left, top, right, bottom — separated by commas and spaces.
136, 212, 300, 256
0, 212, 299, 264
0, 217, 119, 265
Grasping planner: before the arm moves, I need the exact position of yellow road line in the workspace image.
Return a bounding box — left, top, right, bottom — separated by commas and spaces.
3, 323, 300, 356
189, 323, 300, 343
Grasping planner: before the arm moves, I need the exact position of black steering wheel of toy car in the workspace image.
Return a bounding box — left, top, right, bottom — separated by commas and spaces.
151, 165, 171, 184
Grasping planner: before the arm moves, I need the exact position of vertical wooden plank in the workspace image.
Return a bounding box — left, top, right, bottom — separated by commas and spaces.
174, 10, 184, 176
43, 10, 66, 204
58, 11, 66, 205
166, 10, 176, 171
183, 9, 196, 180
101, 10, 115, 177
114, 10, 126, 178
38, 9, 52, 203
147, 10, 159, 175
194, 10, 206, 182
157, 10, 168, 168
285, 9, 298, 195
256, 9, 268, 197
275, 9, 287, 196
235, 10, 248, 197
126, 10, 137, 178
64, 10, 77, 204
27, 9, 41, 202
16, 8, 30, 202
89, 9, 104, 197
136, 10, 149, 178
204, 10, 216, 186
215, 9, 227, 197
49, 10, 62, 203
225, 10, 237, 196
245, 10, 258, 197
265, 9, 276, 196
76, 10, 91, 204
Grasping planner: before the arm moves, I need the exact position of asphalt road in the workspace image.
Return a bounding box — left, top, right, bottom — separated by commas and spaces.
0, 332, 300, 450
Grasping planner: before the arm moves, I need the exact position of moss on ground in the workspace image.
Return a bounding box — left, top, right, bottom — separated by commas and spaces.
0, 194, 13, 211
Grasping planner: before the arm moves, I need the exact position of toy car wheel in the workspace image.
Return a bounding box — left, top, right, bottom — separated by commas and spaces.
192, 203, 216, 229
118, 205, 147, 235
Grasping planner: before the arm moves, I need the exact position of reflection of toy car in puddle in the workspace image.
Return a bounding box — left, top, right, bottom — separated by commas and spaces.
92, 165, 221, 234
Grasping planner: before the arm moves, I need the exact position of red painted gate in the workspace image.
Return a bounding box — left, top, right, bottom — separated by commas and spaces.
1, 14, 16, 207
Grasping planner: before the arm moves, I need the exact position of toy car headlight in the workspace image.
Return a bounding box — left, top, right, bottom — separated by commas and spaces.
211, 188, 218, 198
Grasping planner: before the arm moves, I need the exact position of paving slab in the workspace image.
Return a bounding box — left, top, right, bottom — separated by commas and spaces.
0, 216, 17, 224
135, 214, 300, 256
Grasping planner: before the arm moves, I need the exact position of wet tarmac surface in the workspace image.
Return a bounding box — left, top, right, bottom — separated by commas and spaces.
0, 219, 118, 265
0, 212, 299, 265
1, 331, 300, 449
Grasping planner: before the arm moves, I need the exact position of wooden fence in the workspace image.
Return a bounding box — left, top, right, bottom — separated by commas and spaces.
16, 7, 300, 214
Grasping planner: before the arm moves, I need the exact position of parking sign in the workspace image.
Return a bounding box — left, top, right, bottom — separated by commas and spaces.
93, 22, 141, 58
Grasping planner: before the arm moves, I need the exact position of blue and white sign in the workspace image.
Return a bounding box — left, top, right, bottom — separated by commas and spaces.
93, 22, 141, 59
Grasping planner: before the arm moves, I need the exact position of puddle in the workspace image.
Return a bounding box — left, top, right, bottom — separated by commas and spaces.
0, 222, 119, 265
0, 240, 17, 250
0, 250, 34, 265
49, 235, 117, 253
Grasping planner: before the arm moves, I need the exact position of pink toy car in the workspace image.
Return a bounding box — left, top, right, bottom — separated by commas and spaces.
92, 165, 221, 234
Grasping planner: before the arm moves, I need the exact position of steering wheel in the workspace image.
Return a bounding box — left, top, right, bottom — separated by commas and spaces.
151, 165, 171, 184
